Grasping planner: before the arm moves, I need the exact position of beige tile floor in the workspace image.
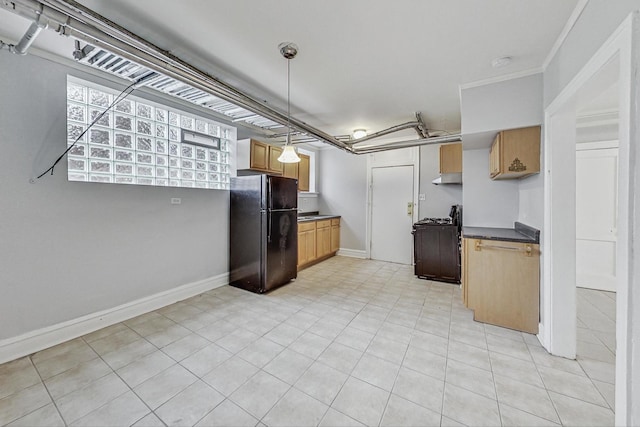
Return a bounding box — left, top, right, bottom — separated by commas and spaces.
0, 257, 616, 426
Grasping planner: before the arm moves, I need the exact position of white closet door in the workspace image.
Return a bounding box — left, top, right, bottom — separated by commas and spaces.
576, 146, 618, 292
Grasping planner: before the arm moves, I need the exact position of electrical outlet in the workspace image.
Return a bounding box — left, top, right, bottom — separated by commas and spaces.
419, 194, 426, 201
171, 198, 181, 205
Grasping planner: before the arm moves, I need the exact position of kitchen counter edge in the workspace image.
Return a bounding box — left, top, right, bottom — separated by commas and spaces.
462, 222, 540, 244
297, 215, 341, 223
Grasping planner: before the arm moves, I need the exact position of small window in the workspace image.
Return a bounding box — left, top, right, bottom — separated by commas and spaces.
66, 77, 235, 189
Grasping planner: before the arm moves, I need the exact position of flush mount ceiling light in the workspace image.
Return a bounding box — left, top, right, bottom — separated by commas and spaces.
277, 42, 301, 164
491, 56, 512, 69
352, 129, 368, 139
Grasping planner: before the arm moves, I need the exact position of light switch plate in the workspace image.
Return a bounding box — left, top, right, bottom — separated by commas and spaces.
419, 194, 426, 201
171, 198, 181, 205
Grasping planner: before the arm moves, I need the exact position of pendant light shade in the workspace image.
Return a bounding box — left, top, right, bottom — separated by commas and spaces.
278, 145, 300, 163
278, 42, 301, 163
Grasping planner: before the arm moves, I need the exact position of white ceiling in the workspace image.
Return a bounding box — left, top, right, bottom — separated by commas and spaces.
1, 0, 579, 140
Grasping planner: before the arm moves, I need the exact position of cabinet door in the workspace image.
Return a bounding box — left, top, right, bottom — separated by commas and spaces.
283, 161, 299, 179
331, 220, 340, 252
298, 222, 316, 266
268, 146, 284, 174
298, 230, 306, 267
298, 154, 310, 192
250, 140, 269, 170
489, 134, 501, 177
499, 126, 540, 178
466, 239, 539, 333
440, 143, 462, 173
306, 229, 317, 262
316, 224, 331, 258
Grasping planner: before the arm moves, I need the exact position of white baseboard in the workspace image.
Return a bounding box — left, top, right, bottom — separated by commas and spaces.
337, 249, 368, 259
0, 273, 228, 365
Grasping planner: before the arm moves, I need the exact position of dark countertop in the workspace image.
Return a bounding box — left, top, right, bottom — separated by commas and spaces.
463, 222, 540, 244
297, 214, 341, 223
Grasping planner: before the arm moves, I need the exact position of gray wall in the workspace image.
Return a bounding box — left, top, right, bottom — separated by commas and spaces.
418, 144, 463, 219
317, 148, 368, 252
461, 73, 543, 135
0, 54, 230, 340
462, 149, 520, 228
460, 74, 543, 228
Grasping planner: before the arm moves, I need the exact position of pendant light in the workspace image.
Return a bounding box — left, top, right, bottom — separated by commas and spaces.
277, 42, 301, 163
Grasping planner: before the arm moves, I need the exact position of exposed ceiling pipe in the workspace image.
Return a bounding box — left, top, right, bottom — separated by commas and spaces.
351, 134, 462, 154
2, 0, 460, 155
414, 111, 430, 138
3, 0, 354, 153
346, 121, 420, 145
0, 13, 47, 55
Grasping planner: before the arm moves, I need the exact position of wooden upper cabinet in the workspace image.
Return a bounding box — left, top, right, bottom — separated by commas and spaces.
490, 126, 541, 180
440, 143, 462, 173
298, 153, 310, 192
249, 139, 269, 171
268, 145, 283, 174
245, 139, 310, 190
247, 139, 283, 175
283, 161, 299, 179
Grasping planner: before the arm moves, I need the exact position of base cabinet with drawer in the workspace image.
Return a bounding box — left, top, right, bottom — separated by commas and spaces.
298, 217, 340, 269
463, 238, 540, 333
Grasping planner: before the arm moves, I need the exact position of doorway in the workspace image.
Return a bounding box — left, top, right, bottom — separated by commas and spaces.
543, 17, 633, 425
370, 165, 415, 264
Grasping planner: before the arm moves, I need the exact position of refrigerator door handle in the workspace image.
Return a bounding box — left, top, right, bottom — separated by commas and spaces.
267, 211, 272, 243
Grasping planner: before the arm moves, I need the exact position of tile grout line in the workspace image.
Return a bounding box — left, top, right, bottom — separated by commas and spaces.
24, 355, 69, 427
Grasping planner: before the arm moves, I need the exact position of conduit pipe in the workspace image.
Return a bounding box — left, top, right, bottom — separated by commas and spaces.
351, 134, 462, 154
1, 0, 461, 155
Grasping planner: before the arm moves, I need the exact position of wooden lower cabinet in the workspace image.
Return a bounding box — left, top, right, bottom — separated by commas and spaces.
463, 238, 540, 334
316, 220, 332, 259
331, 219, 340, 252
297, 222, 316, 267
298, 217, 340, 270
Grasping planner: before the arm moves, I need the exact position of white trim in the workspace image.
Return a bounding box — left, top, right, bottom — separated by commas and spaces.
542, 13, 634, 426
458, 67, 542, 91
576, 140, 619, 151
536, 322, 545, 348
366, 148, 420, 263
0, 273, 228, 365
542, 0, 589, 71
336, 249, 367, 259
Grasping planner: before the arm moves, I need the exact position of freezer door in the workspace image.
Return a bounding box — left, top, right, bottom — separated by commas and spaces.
268, 176, 298, 210
264, 210, 298, 292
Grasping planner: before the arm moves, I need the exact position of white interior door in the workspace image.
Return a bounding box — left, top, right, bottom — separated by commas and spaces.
576, 146, 618, 292
370, 165, 414, 264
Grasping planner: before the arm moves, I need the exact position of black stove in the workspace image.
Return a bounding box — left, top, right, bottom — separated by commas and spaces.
412, 205, 462, 284
415, 217, 453, 226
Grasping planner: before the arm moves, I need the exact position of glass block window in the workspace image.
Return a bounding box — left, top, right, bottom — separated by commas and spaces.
66, 77, 235, 189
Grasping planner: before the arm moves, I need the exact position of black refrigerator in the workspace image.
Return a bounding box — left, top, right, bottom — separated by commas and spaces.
229, 174, 298, 293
